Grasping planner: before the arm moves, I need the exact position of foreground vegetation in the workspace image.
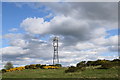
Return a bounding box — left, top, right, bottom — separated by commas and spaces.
2, 66, 119, 78
1, 59, 119, 78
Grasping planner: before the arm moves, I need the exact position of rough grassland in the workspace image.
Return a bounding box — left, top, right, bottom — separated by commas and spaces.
2, 67, 119, 78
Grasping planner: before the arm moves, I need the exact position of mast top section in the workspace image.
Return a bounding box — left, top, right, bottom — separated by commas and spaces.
53, 37, 58, 41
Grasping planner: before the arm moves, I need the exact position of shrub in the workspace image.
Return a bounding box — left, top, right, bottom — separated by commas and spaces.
101, 62, 113, 69
55, 64, 62, 67
97, 62, 113, 69
65, 66, 77, 73
29, 64, 37, 69
112, 59, 120, 62
112, 62, 120, 66
36, 64, 41, 68
111, 59, 120, 66
86, 60, 111, 66
77, 61, 86, 67
40, 65, 46, 69
78, 67, 86, 71
86, 61, 93, 66
25, 65, 37, 69
1, 69, 7, 73
25, 65, 30, 69
65, 66, 85, 73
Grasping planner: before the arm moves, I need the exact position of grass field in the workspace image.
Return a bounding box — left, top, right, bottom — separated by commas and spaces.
2, 66, 119, 78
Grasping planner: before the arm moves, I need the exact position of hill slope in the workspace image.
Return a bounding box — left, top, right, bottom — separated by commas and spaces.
2, 67, 119, 78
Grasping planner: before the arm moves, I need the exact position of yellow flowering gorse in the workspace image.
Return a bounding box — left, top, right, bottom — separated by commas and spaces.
6, 66, 25, 72
43, 66, 60, 69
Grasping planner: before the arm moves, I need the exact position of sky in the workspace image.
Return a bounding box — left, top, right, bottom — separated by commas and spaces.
1, 2, 119, 68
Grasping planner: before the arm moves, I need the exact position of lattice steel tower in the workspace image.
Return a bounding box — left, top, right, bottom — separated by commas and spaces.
53, 37, 59, 65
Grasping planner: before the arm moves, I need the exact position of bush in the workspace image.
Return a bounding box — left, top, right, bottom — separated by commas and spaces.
40, 65, 46, 69
98, 62, 113, 69
65, 66, 77, 73
86, 61, 93, 66
1, 69, 7, 73
25, 65, 30, 69
65, 66, 85, 73
86, 60, 111, 66
29, 64, 37, 69
101, 62, 113, 69
111, 59, 120, 66
25, 64, 37, 69
36, 64, 41, 68
112, 61, 120, 66
49, 65, 55, 66
77, 61, 86, 67
55, 64, 62, 67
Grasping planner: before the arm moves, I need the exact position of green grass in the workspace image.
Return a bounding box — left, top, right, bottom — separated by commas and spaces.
2, 67, 119, 78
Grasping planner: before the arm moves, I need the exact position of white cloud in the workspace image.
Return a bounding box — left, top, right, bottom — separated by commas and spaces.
91, 37, 107, 46
97, 55, 119, 60
1, 46, 29, 55
9, 39, 28, 48
20, 17, 50, 34
107, 35, 118, 45
92, 28, 107, 38
76, 42, 97, 50
16, 57, 30, 60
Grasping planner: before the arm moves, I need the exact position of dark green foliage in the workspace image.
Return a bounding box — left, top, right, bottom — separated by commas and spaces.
1, 69, 7, 73
65, 66, 85, 73
77, 61, 86, 67
4, 62, 14, 70
86, 61, 93, 66
55, 64, 62, 67
36, 64, 41, 68
77, 59, 120, 70
25, 65, 37, 69
93, 60, 102, 66
86, 60, 111, 66
25, 65, 29, 69
111, 59, 120, 66
40, 65, 46, 69
49, 65, 55, 66
98, 62, 113, 69
86, 61, 100, 66
29, 64, 37, 69
65, 66, 77, 73
112, 59, 120, 62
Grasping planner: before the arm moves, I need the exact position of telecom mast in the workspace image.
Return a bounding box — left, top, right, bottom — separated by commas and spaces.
53, 37, 59, 65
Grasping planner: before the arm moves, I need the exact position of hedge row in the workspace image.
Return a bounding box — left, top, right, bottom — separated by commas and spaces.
65, 59, 120, 73
1, 64, 61, 73
25, 64, 60, 69
1, 66, 25, 73
76, 59, 120, 69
